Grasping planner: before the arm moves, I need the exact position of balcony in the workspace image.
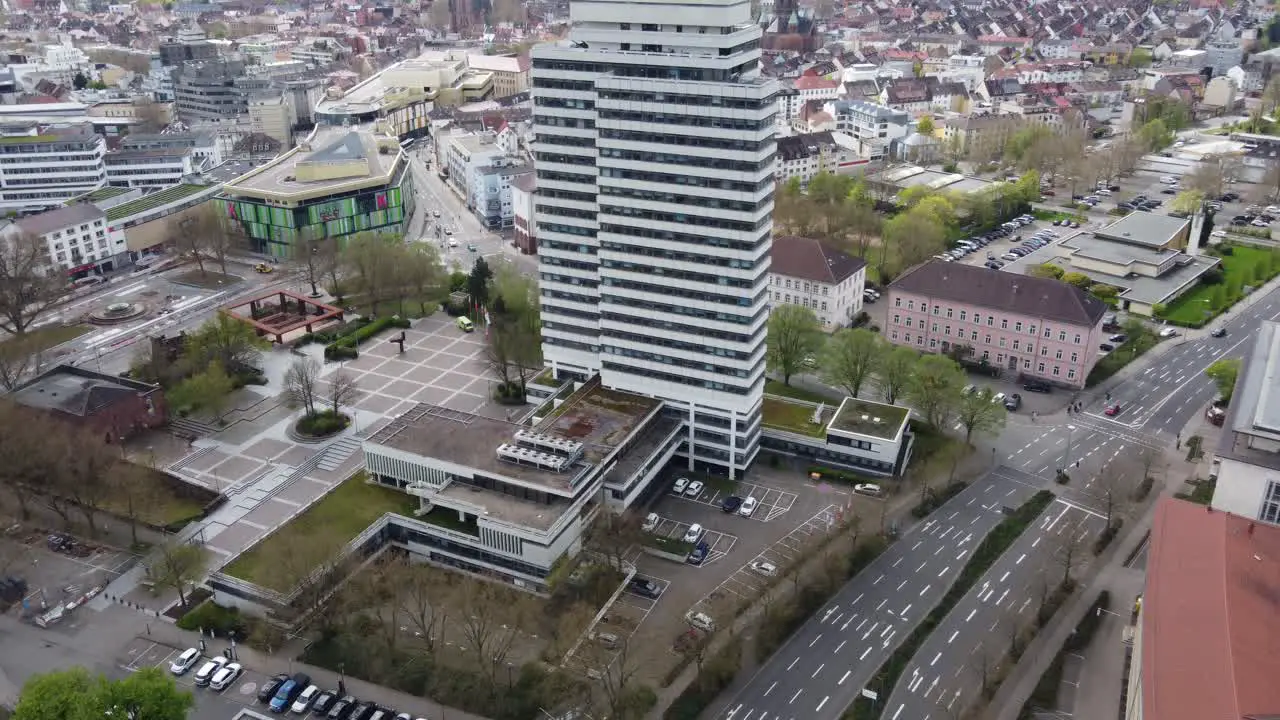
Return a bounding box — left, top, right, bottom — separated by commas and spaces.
416, 505, 480, 537
405, 477, 450, 500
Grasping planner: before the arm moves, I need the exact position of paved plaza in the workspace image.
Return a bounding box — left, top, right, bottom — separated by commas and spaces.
94, 315, 504, 610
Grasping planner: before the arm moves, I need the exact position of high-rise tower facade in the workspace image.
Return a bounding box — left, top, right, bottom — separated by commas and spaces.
531, 0, 778, 478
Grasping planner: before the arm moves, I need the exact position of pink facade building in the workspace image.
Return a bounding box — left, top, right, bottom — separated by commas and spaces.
887, 261, 1109, 388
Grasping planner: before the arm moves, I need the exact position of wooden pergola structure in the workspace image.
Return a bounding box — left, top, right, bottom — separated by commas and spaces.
222, 289, 345, 344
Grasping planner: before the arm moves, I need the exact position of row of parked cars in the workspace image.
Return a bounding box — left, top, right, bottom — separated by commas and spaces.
169, 649, 428, 720
990, 227, 1061, 267
937, 215, 1037, 262
1229, 205, 1280, 227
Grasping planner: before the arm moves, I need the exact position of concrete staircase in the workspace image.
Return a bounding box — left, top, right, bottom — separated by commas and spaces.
169, 417, 217, 440
316, 436, 362, 472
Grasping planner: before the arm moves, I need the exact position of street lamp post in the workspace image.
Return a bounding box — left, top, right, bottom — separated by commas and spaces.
1059, 424, 1076, 474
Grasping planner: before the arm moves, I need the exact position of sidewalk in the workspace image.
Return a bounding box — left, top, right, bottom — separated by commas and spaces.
138, 621, 492, 720
1054, 563, 1144, 720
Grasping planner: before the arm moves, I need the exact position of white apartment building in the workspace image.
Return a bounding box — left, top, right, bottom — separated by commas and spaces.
828, 100, 910, 161
1212, 320, 1280, 525
7, 203, 127, 276
0, 124, 106, 214
940, 55, 987, 92
104, 148, 200, 189
531, 0, 778, 479
769, 235, 866, 330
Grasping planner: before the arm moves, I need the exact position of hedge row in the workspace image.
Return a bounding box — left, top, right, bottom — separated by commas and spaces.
910, 481, 968, 518
847, 490, 1056, 719
298, 316, 411, 361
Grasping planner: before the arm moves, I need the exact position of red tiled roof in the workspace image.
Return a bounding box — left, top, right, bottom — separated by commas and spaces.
1142, 498, 1280, 720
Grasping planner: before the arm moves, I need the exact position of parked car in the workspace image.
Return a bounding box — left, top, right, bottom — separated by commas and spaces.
1023, 380, 1052, 393
1004, 394, 1022, 411
749, 560, 778, 577
682, 523, 704, 544
739, 496, 758, 517
991, 392, 1007, 405
292, 686, 321, 714
853, 483, 883, 497
642, 512, 659, 532
1001, 253, 1020, 261
1159, 327, 1178, 338
672, 477, 688, 494
687, 541, 710, 565
169, 648, 201, 676
1099, 343, 1114, 352
628, 577, 662, 598
311, 691, 338, 716
326, 696, 358, 720
1104, 403, 1123, 416
720, 496, 742, 513
259, 675, 291, 704
209, 663, 242, 692
1109, 333, 1128, 344
193, 656, 228, 687
684, 480, 704, 497
271, 674, 313, 713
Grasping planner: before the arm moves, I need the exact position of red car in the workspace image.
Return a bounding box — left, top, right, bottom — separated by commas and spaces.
1104, 403, 1122, 416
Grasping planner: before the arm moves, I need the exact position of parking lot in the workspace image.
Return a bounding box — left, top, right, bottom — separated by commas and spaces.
648, 516, 738, 566
1, 529, 140, 632
121, 639, 273, 708
694, 503, 844, 616
668, 477, 798, 522
950, 214, 1086, 271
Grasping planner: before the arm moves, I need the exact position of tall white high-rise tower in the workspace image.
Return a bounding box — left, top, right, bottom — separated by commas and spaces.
531, 0, 778, 478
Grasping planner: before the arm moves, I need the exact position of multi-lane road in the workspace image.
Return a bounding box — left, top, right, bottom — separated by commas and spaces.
880, 496, 1106, 720
716, 467, 1043, 720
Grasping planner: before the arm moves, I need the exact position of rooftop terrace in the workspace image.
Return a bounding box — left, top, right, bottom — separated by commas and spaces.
106, 183, 211, 221
761, 396, 835, 438
829, 397, 910, 441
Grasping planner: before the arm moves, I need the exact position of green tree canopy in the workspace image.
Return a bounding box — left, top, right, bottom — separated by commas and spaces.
905, 354, 966, 429
1062, 272, 1093, 289
1170, 189, 1205, 216
876, 345, 918, 404
1029, 264, 1065, 279
1206, 358, 1241, 404
820, 328, 884, 398
955, 388, 1008, 443
183, 314, 267, 376
916, 116, 935, 136
767, 304, 823, 386
14, 667, 193, 720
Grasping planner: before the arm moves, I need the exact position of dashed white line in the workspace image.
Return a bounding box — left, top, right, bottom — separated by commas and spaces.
965, 609, 977, 622
948, 630, 959, 643
897, 579, 909, 591
809, 634, 822, 648
919, 584, 931, 596
812, 664, 824, 678
931, 652, 942, 666
787, 657, 799, 671
1016, 553, 1026, 564
836, 640, 846, 653
839, 670, 851, 685
938, 566, 950, 577
765, 682, 777, 697
790, 690, 802, 704
860, 646, 872, 660
816, 696, 829, 712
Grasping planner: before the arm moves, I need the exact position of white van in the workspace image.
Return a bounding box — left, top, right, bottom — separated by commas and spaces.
1159, 176, 1178, 184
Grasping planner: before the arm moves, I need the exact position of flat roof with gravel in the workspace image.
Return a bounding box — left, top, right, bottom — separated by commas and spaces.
829, 397, 910, 441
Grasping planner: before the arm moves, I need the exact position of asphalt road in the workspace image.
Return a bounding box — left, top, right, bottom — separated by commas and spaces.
715, 466, 1043, 720
880, 496, 1107, 720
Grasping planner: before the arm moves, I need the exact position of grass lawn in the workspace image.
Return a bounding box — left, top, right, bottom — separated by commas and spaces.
762, 396, 828, 438
1087, 329, 1157, 386
765, 378, 838, 403
222, 472, 417, 591
98, 468, 208, 529
2, 324, 90, 355
1163, 245, 1277, 327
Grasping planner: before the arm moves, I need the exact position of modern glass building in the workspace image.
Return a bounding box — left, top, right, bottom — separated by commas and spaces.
216, 126, 413, 257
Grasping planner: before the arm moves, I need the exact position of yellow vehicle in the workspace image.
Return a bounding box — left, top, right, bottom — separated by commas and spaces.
254, 263, 273, 274
456, 316, 474, 332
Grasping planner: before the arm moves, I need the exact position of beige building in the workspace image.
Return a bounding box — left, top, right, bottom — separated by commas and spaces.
1202, 75, 1238, 110
465, 53, 531, 98
248, 92, 295, 149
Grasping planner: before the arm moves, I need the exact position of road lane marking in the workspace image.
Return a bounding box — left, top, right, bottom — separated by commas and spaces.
893, 557, 903, 567
965, 609, 977, 622
919, 584, 931, 596
882, 624, 893, 637
877, 599, 887, 610
938, 566, 950, 577
883, 630, 896, 647
842, 618, 853, 631
839, 670, 851, 685
853, 593, 863, 605
897, 579, 909, 591
948, 630, 959, 643
916, 561, 927, 572
836, 640, 846, 653
787, 657, 799, 670
1000, 571, 1011, 582
858, 618, 869, 630
790, 690, 802, 704
892, 704, 904, 720
874, 574, 884, 585
931, 652, 942, 666
1016, 554, 1026, 564
998, 589, 1010, 605
816, 696, 829, 712
860, 646, 872, 660
1032, 537, 1041, 547
809, 634, 822, 648
901, 604, 912, 617
765, 682, 776, 697
812, 664, 824, 678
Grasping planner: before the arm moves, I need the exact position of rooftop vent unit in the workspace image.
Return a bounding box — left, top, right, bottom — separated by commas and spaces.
513, 429, 584, 456
496, 443, 574, 473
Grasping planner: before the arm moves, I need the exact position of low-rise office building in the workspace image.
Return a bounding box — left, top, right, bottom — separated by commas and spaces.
888, 260, 1108, 388
360, 380, 683, 591
1037, 212, 1218, 317
9, 364, 167, 442
769, 235, 866, 330
7, 200, 127, 276
104, 148, 201, 189
0, 123, 106, 214
217, 126, 413, 257
760, 396, 914, 477
1212, 319, 1280, 526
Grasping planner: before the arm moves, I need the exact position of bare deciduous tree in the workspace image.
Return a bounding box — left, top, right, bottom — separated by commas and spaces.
595, 636, 652, 720
106, 459, 153, 548
456, 581, 528, 684
59, 430, 118, 537
0, 228, 66, 336
326, 369, 359, 415
147, 540, 208, 608
283, 357, 321, 417
583, 511, 642, 572
0, 332, 41, 390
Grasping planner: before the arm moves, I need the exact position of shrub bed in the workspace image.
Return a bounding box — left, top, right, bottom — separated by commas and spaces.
848, 490, 1055, 720
296, 409, 350, 437
1018, 591, 1111, 719
910, 481, 968, 518
648, 535, 694, 556
1092, 520, 1122, 555
807, 465, 888, 487
1087, 330, 1157, 386
176, 600, 247, 637
304, 316, 411, 361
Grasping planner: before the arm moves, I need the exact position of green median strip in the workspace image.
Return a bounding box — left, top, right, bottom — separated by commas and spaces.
845, 490, 1056, 720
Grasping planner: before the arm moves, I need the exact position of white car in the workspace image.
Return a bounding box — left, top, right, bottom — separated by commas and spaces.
192, 655, 227, 686
169, 647, 201, 676
291, 685, 320, 714
738, 496, 758, 517
853, 483, 884, 498
682, 523, 704, 543
448, 238, 458, 247
209, 663, 242, 692
1211, 230, 1227, 238
642, 512, 660, 532
1159, 327, 1178, 338
684, 480, 704, 497
672, 477, 689, 494
991, 392, 1007, 405
1160, 176, 1178, 184
749, 560, 778, 577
